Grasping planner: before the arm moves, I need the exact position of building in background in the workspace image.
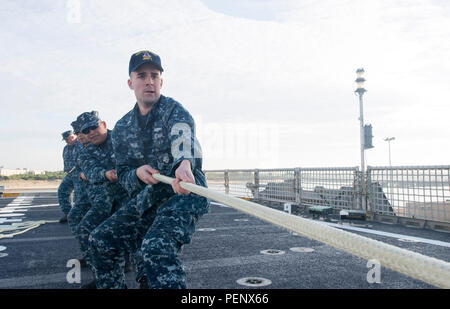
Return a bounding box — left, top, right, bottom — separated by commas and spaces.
0, 168, 45, 176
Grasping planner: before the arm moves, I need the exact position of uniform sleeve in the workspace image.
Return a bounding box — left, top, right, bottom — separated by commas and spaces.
73, 144, 83, 179
62, 146, 70, 172
79, 146, 107, 184
167, 105, 201, 175
65, 145, 79, 172
75, 143, 84, 168
112, 125, 146, 197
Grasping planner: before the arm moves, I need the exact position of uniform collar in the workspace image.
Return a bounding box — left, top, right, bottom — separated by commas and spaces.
132, 95, 165, 128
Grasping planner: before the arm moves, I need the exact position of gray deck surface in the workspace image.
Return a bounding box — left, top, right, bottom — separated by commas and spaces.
0, 191, 449, 290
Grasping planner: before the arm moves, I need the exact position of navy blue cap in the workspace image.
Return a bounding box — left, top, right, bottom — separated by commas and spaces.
129, 50, 164, 75
77, 111, 100, 132
71, 120, 81, 134
61, 130, 73, 141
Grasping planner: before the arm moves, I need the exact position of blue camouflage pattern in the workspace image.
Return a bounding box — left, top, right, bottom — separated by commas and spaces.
62, 142, 78, 173
61, 130, 73, 140
57, 140, 81, 215
77, 110, 100, 132
67, 119, 91, 233
67, 140, 92, 239
74, 129, 128, 269
88, 95, 210, 289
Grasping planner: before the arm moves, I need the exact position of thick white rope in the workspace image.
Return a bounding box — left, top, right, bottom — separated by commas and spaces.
154, 173, 450, 289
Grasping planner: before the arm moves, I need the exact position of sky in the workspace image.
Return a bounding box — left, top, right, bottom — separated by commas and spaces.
0, 0, 449, 171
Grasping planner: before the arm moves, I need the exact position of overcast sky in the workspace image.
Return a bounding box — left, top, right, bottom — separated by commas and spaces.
0, 0, 449, 171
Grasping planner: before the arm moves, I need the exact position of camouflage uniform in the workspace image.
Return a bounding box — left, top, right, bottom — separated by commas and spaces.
57, 138, 79, 216
67, 143, 92, 232
74, 126, 128, 269
89, 95, 210, 289
67, 121, 92, 237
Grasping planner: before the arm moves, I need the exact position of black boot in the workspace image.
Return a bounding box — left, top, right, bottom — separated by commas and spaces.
137, 276, 149, 289
59, 215, 68, 223
81, 280, 97, 289
79, 257, 88, 268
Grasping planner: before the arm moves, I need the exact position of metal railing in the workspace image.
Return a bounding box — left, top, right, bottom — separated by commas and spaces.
205, 165, 450, 224
205, 167, 360, 211
367, 165, 450, 223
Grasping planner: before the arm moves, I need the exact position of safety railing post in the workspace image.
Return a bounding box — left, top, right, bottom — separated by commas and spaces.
294, 168, 301, 206
356, 169, 363, 210
224, 170, 229, 195
366, 167, 372, 212
254, 169, 260, 200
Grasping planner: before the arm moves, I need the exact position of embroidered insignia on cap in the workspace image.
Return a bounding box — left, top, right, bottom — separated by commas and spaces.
142, 52, 152, 60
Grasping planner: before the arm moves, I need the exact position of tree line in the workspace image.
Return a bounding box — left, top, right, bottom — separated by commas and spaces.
0, 171, 66, 181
